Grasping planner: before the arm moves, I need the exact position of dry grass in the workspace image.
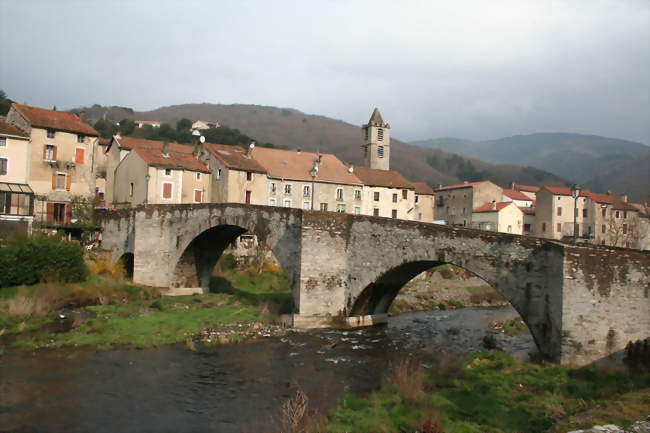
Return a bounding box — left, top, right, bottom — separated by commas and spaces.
390, 356, 426, 402
418, 410, 446, 433
7, 285, 65, 317
87, 256, 125, 279
279, 389, 325, 433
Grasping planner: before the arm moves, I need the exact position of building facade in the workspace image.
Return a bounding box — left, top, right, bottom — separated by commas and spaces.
434, 181, 503, 227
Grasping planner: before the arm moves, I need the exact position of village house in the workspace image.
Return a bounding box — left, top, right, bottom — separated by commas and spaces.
202, 142, 268, 205
434, 180, 503, 227
134, 120, 161, 128
511, 182, 540, 201
412, 181, 435, 222
471, 201, 525, 234
0, 119, 34, 238
5, 104, 99, 225
112, 140, 210, 206
353, 165, 414, 219
192, 120, 220, 131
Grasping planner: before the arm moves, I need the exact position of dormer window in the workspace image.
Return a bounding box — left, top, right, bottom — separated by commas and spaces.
377, 128, 383, 141
47, 129, 55, 139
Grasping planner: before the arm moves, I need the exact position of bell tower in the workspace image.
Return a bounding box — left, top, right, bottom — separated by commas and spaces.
361, 107, 390, 170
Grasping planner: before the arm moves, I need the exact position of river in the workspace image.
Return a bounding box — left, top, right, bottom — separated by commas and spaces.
0, 306, 533, 433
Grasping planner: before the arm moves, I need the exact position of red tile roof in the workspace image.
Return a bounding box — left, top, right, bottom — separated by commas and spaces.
411, 181, 435, 195
130, 141, 209, 172
204, 143, 267, 173
542, 186, 637, 211
435, 181, 490, 191
12, 103, 98, 136
352, 165, 415, 189
251, 147, 363, 185
512, 183, 540, 192
542, 186, 591, 197
503, 189, 533, 201
0, 120, 29, 138
474, 201, 514, 213
519, 206, 536, 215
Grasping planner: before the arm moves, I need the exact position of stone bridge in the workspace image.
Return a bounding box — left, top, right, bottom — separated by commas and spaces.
98, 203, 650, 366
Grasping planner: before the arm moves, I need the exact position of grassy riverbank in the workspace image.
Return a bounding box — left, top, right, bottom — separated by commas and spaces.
315, 351, 650, 433
0, 262, 293, 352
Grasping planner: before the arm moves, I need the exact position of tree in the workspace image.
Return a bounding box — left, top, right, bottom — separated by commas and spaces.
176, 118, 192, 132
0, 89, 13, 116
118, 119, 135, 136
93, 119, 117, 138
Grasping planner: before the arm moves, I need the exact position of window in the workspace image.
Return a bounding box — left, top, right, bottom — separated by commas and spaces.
164, 168, 172, 177
615, 211, 620, 218
47, 129, 55, 139
415, 195, 419, 203
44, 144, 56, 161
542, 222, 546, 232
75, 147, 85, 164
402, 190, 408, 199
0, 191, 9, 213
377, 146, 384, 158
391, 209, 397, 219
354, 190, 361, 201
373, 191, 380, 201
246, 172, 252, 181
0, 137, 6, 147
320, 203, 328, 211
354, 206, 361, 215
269, 182, 277, 194
373, 208, 379, 217
336, 204, 346, 213
269, 198, 276, 206
377, 128, 383, 141
557, 207, 562, 217
302, 201, 311, 210
601, 224, 606, 234
602, 208, 606, 217
283, 199, 292, 208
507, 225, 512, 233
56, 173, 66, 190
284, 184, 292, 195
625, 241, 630, 248
582, 208, 588, 218
196, 172, 201, 180
245, 190, 252, 204
194, 190, 203, 203
392, 193, 397, 203
129, 183, 134, 197
556, 223, 561, 233
53, 203, 65, 224
623, 211, 627, 219
77, 135, 85, 143
336, 188, 344, 201
524, 223, 531, 233
216, 168, 222, 180
303, 185, 311, 197
0, 158, 6, 176
623, 224, 628, 234
162, 182, 173, 199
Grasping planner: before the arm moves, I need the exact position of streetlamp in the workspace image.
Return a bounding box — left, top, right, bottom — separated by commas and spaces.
571, 184, 581, 244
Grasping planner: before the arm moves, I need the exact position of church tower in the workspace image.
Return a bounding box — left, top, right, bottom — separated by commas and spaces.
361, 107, 390, 170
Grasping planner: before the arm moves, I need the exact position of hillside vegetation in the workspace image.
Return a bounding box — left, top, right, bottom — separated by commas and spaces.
73, 103, 567, 189
414, 133, 650, 200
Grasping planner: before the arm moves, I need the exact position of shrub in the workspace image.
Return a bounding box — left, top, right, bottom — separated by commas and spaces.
0, 237, 87, 289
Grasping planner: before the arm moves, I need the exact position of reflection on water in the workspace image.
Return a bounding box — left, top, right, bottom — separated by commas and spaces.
0, 306, 532, 433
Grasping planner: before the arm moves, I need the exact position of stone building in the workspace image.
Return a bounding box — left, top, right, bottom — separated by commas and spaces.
353, 165, 415, 219
412, 181, 435, 222
112, 140, 210, 206
5, 104, 99, 225
0, 120, 34, 238
361, 108, 390, 171
434, 181, 503, 227
471, 201, 525, 234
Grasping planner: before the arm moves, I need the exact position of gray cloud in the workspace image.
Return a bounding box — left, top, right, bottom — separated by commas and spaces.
1, 0, 648, 143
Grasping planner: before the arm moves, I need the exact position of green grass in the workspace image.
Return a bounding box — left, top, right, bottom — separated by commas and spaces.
324, 350, 650, 433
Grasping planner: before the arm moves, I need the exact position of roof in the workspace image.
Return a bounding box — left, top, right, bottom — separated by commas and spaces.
251, 147, 363, 185
411, 181, 435, 195
542, 186, 591, 197
435, 181, 491, 192
366, 107, 387, 127
542, 186, 637, 211
113, 136, 187, 151
0, 120, 29, 139
98, 137, 111, 146
512, 183, 540, 192
204, 143, 267, 173
474, 201, 514, 213
519, 206, 536, 215
12, 103, 98, 136
131, 144, 209, 173
352, 165, 414, 189
503, 189, 533, 201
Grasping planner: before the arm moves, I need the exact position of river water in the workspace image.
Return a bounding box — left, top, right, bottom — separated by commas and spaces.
0, 306, 533, 433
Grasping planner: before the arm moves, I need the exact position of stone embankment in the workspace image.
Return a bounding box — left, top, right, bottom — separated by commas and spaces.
568, 417, 650, 433
390, 266, 506, 314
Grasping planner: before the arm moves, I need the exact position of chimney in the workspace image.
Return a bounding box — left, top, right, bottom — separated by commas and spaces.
162, 141, 170, 157
348, 164, 354, 174
297, 148, 301, 153
438, 184, 442, 189
620, 194, 628, 202
491, 200, 496, 210
464, 181, 468, 184
510, 181, 515, 189
246, 141, 255, 157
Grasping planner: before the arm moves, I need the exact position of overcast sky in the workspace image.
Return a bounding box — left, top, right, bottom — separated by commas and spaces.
1, 0, 648, 144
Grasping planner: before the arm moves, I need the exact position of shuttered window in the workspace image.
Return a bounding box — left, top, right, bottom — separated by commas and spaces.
162, 183, 173, 199
75, 148, 85, 164
194, 190, 202, 203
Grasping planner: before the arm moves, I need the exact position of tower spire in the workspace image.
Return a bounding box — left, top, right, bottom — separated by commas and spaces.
361, 107, 391, 170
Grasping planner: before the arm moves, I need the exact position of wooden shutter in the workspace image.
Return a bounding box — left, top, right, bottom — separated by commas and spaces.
65, 203, 72, 224
52, 145, 57, 161
163, 183, 172, 199
75, 148, 85, 164
43, 145, 48, 160
194, 190, 202, 203
51, 173, 57, 190
66, 174, 72, 191
46, 202, 54, 223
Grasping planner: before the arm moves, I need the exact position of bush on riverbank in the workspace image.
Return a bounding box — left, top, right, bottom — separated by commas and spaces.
0, 236, 87, 289
324, 350, 650, 433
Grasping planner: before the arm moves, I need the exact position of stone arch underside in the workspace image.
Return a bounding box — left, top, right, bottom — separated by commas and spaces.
344, 232, 563, 360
